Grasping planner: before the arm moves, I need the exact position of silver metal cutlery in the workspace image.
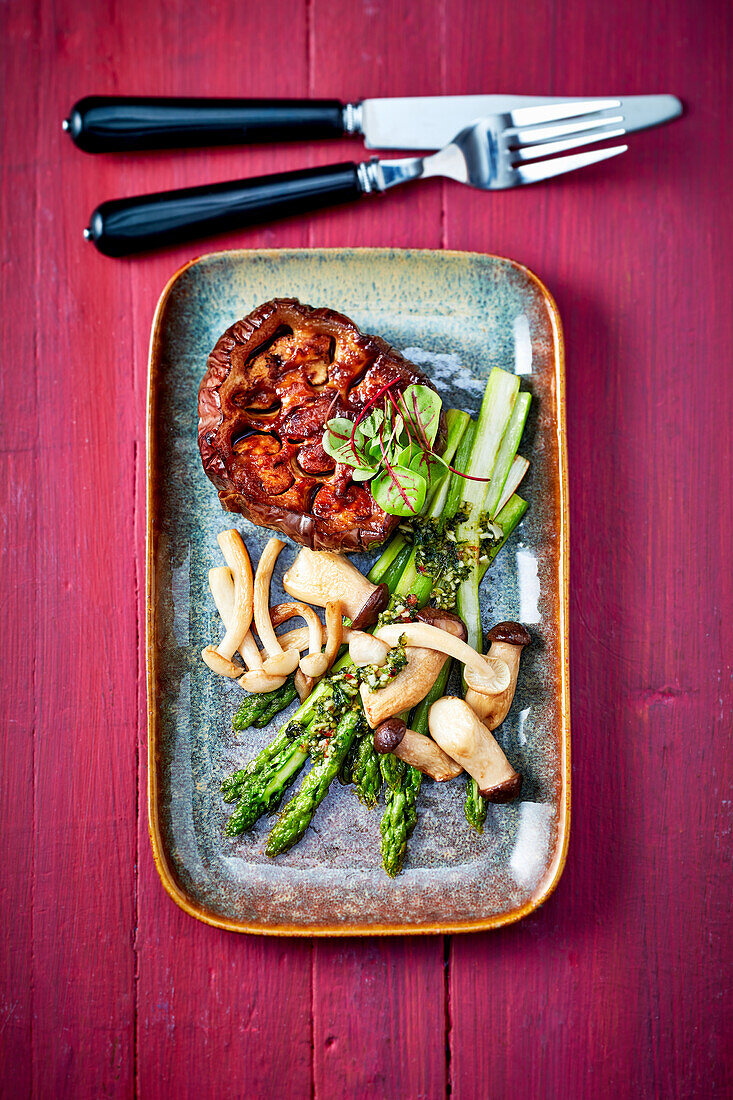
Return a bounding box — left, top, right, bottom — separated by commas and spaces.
66, 95, 682, 256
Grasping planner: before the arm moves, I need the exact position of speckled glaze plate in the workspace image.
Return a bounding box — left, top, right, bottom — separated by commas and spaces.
147, 248, 569, 935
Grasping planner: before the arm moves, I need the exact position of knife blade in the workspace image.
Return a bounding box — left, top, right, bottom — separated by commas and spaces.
358, 94, 683, 148
64, 94, 682, 154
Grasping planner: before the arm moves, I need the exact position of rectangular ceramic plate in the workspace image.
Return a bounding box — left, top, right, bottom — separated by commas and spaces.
147, 248, 569, 935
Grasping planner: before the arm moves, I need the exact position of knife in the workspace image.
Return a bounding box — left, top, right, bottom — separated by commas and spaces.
64, 94, 682, 153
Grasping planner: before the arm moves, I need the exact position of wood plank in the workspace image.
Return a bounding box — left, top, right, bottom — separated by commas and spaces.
444, 1, 732, 1097
0, 4, 38, 1092
28, 3, 139, 1092
313, 938, 448, 1100
310, 3, 448, 1097
120, 2, 315, 1095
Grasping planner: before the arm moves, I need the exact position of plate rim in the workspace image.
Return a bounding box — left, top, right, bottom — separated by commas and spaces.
146, 246, 570, 936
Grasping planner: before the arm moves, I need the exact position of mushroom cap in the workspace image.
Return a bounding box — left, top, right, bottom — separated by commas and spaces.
373, 718, 407, 754
486, 621, 531, 648
351, 583, 390, 629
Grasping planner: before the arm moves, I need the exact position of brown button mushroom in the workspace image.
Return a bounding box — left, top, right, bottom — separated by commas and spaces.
428, 696, 522, 803
373, 718, 407, 754
465, 621, 531, 730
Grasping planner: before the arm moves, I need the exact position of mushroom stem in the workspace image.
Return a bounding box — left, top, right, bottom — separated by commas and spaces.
428, 696, 522, 803
207, 566, 264, 671
270, 627, 311, 653
465, 622, 531, 730
323, 601, 343, 674
268, 600, 326, 678
254, 538, 300, 677
215, 530, 254, 660
375, 623, 511, 694
393, 729, 464, 782
294, 669, 315, 702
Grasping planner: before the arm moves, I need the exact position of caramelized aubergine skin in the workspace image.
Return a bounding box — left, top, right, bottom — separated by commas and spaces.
198, 299, 445, 551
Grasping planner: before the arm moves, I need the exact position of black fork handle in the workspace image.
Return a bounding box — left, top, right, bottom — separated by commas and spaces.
64, 96, 347, 153
85, 163, 367, 256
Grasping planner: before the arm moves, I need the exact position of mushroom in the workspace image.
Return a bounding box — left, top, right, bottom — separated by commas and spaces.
322, 600, 343, 674
283, 548, 389, 628
294, 670, 315, 703
253, 538, 300, 677
372, 718, 463, 781
465, 622, 531, 730
270, 626, 311, 653
201, 531, 255, 678
268, 600, 327, 678
373, 717, 408, 754
374, 622, 511, 693
239, 668, 288, 693
207, 566, 287, 691
395, 731, 464, 781
360, 611, 469, 728
428, 697, 522, 802
348, 631, 390, 668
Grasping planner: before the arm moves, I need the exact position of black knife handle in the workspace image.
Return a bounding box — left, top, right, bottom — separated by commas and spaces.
85, 163, 366, 256
64, 96, 347, 153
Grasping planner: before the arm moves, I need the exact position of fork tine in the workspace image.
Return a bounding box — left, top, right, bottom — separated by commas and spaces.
513, 144, 628, 185
508, 114, 624, 144
509, 99, 621, 127
511, 127, 626, 162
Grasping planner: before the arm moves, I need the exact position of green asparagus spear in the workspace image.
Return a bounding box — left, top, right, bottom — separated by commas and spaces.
338, 738, 360, 786
379, 752, 405, 791
225, 739, 309, 836
266, 709, 363, 856
380, 759, 422, 877
253, 682, 298, 727
352, 734, 381, 808
232, 678, 294, 731
221, 719, 304, 796
464, 776, 488, 833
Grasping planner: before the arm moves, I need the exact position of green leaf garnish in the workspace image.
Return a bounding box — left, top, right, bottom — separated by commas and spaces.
322, 417, 376, 474
321, 379, 446, 516
371, 467, 428, 517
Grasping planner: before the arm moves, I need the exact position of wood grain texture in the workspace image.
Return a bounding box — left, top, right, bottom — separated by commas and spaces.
444, 2, 733, 1098
0, 0, 730, 1097
0, 6, 37, 1091
309, 5, 448, 1097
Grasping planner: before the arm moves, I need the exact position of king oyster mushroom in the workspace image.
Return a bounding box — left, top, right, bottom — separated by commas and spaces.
372, 718, 463, 782
428, 697, 522, 803
465, 621, 531, 729
358, 609, 469, 729
363, 618, 511, 729
283, 548, 389, 629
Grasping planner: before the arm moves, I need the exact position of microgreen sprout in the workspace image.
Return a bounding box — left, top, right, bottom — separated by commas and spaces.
322, 379, 493, 517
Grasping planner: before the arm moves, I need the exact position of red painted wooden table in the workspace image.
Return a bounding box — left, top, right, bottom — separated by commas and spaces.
2, 1, 730, 1096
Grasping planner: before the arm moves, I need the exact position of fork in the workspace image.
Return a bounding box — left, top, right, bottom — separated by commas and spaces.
85, 100, 628, 256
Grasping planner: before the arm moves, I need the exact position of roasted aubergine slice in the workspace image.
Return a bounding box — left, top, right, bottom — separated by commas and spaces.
198, 299, 445, 551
